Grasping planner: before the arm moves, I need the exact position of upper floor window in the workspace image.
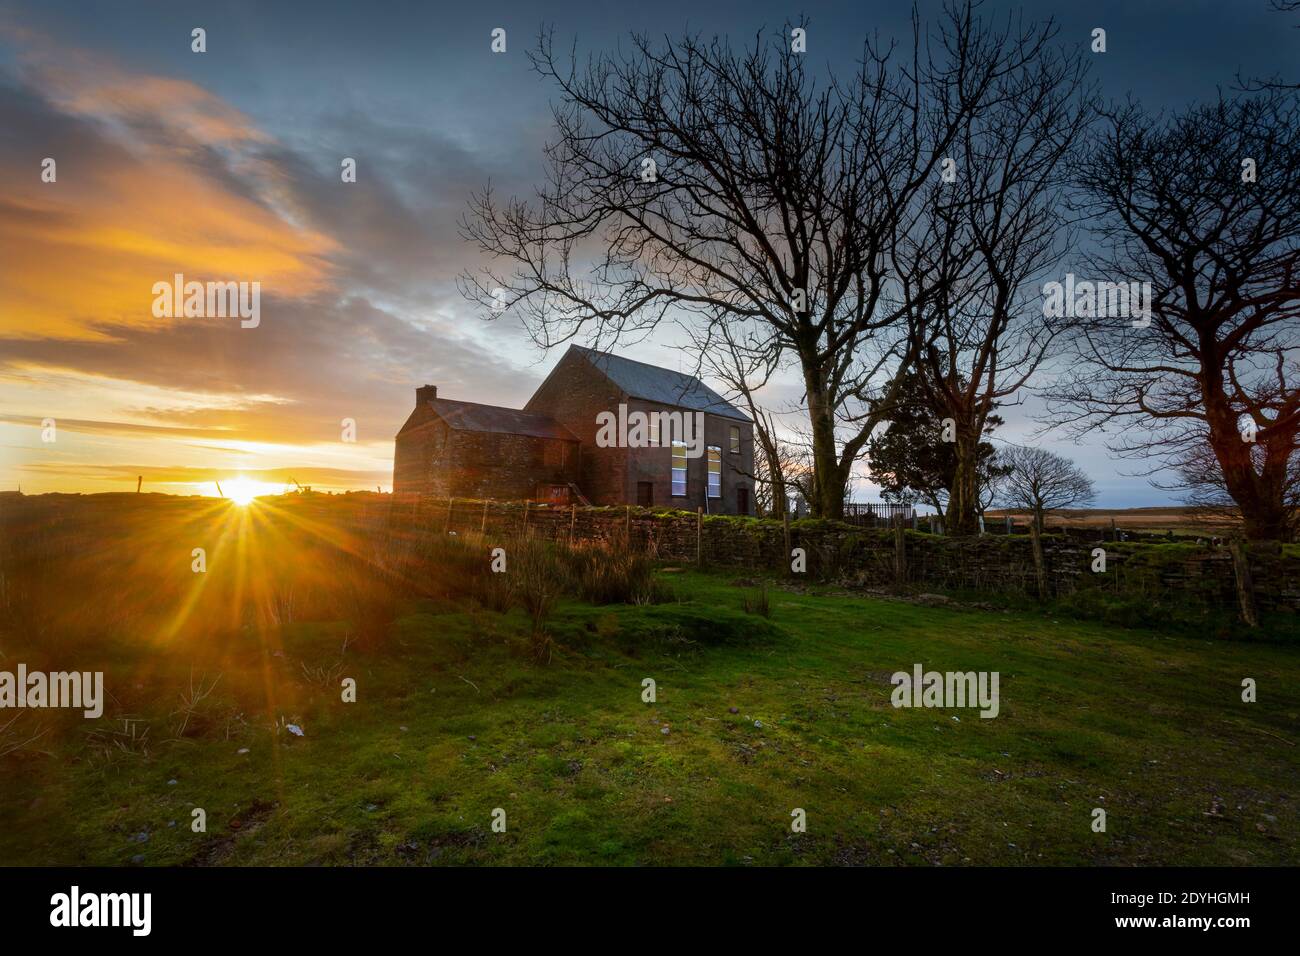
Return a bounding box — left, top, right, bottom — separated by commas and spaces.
729, 425, 741, 455
671, 441, 688, 496
707, 445, 722, 498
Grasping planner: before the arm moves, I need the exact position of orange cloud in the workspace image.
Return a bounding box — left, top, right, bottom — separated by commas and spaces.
0, 27, 337, 341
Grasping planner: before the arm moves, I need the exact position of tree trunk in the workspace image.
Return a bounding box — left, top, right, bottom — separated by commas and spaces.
1206, 396, 1293, 542
764, 446, 787, 519
805, 372, 845, 520
751, 411, 787, 519
946, 419, 981, 536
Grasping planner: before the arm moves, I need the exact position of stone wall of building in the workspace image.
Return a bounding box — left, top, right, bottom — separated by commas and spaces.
522, 351, 755, 512
524, 349, 628, 506
393, 419, 579, 500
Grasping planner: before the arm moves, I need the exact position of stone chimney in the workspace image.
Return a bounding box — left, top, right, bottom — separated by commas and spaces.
416, 384, 438, 405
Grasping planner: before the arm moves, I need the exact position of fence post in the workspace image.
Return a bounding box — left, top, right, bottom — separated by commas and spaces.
445, 496, 454, 533
894, 515, 907, 590
696, 506, 703, 565
570, 503, 577, 544
481, 499, 489, 533
1006, 515, 1013, 534
1229, 537, 1259, 628
783, 512, 791, 573
522, 499, 530, 537
1030, 520, 1047, 599
625, 504, 632, 544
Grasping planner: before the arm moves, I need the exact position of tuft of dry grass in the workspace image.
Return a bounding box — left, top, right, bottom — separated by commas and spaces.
170, 669, 223, 739
0, 712, 50, 759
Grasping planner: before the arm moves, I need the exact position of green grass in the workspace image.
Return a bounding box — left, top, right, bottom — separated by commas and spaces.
2, 570, 1297, 866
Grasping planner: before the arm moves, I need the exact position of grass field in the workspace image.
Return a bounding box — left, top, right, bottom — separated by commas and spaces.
2, 557, 1296, 866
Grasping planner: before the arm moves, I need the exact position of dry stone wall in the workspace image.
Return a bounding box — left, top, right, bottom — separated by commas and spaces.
389, 497, 1300, 615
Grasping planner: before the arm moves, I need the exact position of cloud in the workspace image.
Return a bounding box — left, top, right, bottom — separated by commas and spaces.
17, 460, 391, 488
0, 63, 336, 340
0, 414, 243, 440
0, 21, 555, 492
0, 292, 541, 442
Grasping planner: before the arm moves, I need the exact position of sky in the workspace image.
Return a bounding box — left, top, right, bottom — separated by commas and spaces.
0, 0, 1295, 503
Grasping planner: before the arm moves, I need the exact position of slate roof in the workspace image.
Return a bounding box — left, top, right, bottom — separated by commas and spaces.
423, 398, 578, 441
570, 346, 750, 422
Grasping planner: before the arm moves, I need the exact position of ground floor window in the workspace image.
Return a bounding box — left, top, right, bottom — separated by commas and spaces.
707, 445, 721, 498
671, 442, 687, 496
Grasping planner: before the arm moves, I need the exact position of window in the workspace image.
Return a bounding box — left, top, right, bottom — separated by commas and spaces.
707, 445, 721, 498
671, 441, 688, 496
729, 425, 741, 455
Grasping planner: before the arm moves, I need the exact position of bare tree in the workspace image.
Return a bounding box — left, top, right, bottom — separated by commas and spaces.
751, 430, 807, 517
461, 4, 1082, 518
978, 451, 1009, 517
999, 446, 1096, 534
902, 30, 1093, 534
1237, 1, 1300, 91
1175, 432, 1300, 535
772, 423, 833, 515
689, 321, 792, 516
1050, 91, 1300, 541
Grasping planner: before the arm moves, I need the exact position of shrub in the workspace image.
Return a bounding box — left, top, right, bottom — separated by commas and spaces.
744, 585, 772, 618
562, 542, 666, 606
417, 530, 511, 611
508, 537, 563, 661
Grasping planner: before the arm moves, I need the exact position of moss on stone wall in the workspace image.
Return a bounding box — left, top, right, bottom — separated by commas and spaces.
401, 497, 1299, 616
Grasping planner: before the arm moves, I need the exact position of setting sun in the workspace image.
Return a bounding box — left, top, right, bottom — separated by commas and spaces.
222, 476, 277, 505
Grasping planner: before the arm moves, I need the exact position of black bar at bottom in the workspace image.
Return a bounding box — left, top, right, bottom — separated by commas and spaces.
0, 866, 1284, 941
